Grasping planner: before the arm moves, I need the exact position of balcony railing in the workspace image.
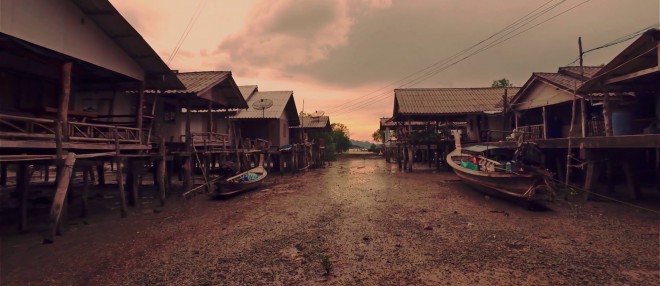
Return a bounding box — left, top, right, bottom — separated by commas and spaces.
181, 132, 232, 149
69, 122, 141, 143
517, 124, 544, 140
0, 114, 57, 140
587, 119, 605, 137
0, 113, 143, 145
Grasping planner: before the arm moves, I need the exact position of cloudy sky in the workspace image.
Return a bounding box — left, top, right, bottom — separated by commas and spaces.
110, 0, 659, 141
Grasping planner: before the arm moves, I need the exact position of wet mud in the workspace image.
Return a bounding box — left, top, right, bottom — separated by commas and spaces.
1, 154, 658, 285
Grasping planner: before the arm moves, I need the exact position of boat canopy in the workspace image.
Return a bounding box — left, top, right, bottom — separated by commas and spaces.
461, 145, 507, 154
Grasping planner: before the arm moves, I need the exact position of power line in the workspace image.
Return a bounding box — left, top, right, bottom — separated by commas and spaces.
332, 0, 592, 117
167, 0, 208, 65
324, 0, 563, 114
328, 0, 570, 116
565, 22, 660, 66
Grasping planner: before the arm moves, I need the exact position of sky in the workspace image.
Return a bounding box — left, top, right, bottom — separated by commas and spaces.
110, 0, 659, 141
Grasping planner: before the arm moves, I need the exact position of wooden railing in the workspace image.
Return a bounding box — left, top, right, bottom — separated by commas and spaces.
181, 132, 232, 149
0, 114, 57, 140
518, 124, 544, 140
0, 113, 142, 144
587, 119, 605, 137
68, 122, 141, 143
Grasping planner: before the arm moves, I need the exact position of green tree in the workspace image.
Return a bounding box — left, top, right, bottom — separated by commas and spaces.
331, 123, 351, 153
491, 78, 512, 88
372, 129, 383, 143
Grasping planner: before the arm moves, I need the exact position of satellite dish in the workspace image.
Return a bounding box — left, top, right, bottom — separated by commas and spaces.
252, 99, 273, 110
252, 99, 273, 118
310, 110, 325, 118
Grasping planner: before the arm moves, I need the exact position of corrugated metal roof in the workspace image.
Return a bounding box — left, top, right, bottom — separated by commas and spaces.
231, 91, 299, 125
558, 66, 602, 79
394, 87, 519, 115
71, 0, 184, 90
535, 72, 583, 91
146, 71, 248, 109
291, 116, 330, 129
578, 29, 660, 93
238, 85, 258, 100
162, 71, 231, 94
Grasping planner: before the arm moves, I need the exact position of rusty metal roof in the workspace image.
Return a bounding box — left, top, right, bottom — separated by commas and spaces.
149, 71, 248, 109
393, 87, 519, 117
578, 28, 660, 93
291, 116, 330, 130
231, 91, 300, 125
71, 0, 184, 90
557, 66, 602, 79
238, 85, 258, 100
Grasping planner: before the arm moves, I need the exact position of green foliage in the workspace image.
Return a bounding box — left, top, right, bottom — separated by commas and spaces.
331, 123, 351, 153
372, 129, 383, 142
368, 143, 377, 152
491, 78, 512, 88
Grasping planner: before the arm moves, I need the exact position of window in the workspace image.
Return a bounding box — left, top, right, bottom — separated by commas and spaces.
163, 102, 176, 123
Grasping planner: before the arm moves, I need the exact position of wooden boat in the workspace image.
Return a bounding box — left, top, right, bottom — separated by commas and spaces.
446, 135, 554, 202
213, 155, 268, 196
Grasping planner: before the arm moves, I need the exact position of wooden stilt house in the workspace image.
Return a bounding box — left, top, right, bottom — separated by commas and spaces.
0, 0, 184, 237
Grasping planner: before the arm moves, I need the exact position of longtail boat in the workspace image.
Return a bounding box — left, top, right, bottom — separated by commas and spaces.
213, 154, 267, 196
446, 134, 555, 202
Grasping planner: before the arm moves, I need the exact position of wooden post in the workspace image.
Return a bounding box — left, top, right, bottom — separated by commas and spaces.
114, 128, 127, 218
184, 100, 193, 193
426, 144, 433, 168
542, 106, 548, 139
408, 146, 413, 172
0, 163, 6, 186
43, 152, 76, 244
136, 82, 145, 142
580, 98, 587, 138
81, 167, 90, 218
502, 89, 508, 134
43, 165, 50, 182
17, 162, 29, 232
603, 92, 613, 136
58, 62, 72, 140
158, 138, 167, 206
582, 161, 600, 200
622, 159, 642, 200
605, 159, 615, 194
130, 159, 139, 206
97, 164, 105, 186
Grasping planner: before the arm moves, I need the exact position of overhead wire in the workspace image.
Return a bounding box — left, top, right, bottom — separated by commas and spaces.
167, 0, 208, 65
565, 22, 660, 66
328, 0, 571, 116
331, 0, 593, 117
325, 0, 563, 114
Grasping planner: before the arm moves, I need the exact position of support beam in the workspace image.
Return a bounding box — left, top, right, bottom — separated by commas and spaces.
622, 159, 642, 200
17, 162, 29, 232
43, 153, 76, 243
136, 82, 145, 141
542, 106, 548, 139
582, 161, 600, 200
58, 62, 72, 140
81, 167, 90, 218
580, 98, 587, 138
158, 138, 167, 206
0, 163, 6, 186
604, 66, 660, 84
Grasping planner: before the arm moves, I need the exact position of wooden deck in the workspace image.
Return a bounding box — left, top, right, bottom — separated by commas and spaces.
485, 134, 660, 149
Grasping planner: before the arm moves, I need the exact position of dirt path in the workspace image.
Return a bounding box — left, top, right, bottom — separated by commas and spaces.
2, 154, 659, 285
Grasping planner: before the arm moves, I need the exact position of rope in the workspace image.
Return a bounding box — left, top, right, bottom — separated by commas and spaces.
549, 177, 660, 215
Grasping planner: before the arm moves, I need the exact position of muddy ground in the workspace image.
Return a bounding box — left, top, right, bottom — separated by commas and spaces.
1, 154, 659, 285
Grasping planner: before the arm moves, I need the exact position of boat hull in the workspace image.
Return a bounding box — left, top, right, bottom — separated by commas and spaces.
447, 150, 548, 201
214, 166, 267, 196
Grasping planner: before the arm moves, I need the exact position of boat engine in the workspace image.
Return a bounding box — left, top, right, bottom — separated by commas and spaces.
514, 142, 545, 167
